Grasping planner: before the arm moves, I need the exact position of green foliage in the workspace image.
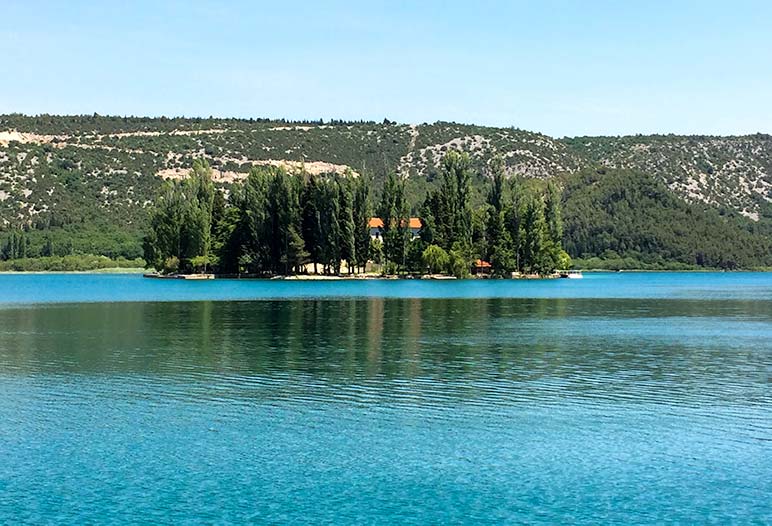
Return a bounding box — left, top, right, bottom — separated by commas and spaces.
268, 168, 305, 274
140, 149, 566, 276
379, 172, 409, 270
337, 176, 356, 274
405, 238, 426, 273
447, 244, 471, 279
561, 133, 772, 217
369, 238, 383, 265
423, 151, 473, 251
557, 250, 572, 270
561, 168, 772, 269
2, 114, 769, 272
1, 231, 29, 259
351, 174, 372, 272
189, 255, 215, 272
0, 254, 143, 272
422, 244, 449, 274
163, 256, 180, 273
143, 160, 215, 273
521, 195, 551, 274
143, 164, 375, 276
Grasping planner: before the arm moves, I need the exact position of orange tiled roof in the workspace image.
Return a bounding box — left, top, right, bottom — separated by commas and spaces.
474, 259, 492, 268
369, 217, 422, 229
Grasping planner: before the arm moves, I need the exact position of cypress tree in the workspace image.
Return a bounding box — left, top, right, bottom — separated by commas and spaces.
352, 173, 371, 273
426, 151, 473, 251
379, 172, 408, 270
337, 175, 356, 274
301, 175, 323, 274
521, 194, 550, 274
544, 182, 563, 247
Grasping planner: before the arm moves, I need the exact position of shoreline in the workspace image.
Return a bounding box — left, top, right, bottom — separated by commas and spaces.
0, 267, 146, 275
2, 268, 770, 277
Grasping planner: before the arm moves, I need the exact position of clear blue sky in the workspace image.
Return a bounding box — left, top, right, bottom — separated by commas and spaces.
1, 0, 771, 137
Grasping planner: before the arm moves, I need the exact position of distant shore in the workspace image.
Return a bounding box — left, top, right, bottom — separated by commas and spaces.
2, 265, 770, 276
0, 267, 146, 275
0, 255, 146, 273
3, 268, 771, 276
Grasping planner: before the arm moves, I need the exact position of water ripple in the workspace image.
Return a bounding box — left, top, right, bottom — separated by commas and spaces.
1, 296, 771, 524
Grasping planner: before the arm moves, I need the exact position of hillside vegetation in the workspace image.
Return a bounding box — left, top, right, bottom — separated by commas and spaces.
1, 114, 770, 269
561, 169, 771, 269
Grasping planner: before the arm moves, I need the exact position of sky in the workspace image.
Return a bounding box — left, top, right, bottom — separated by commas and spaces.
1, 0, 771, 137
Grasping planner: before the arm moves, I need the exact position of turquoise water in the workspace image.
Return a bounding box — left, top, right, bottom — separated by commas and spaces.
0, 273, 770, 523
2, 271, 772, 303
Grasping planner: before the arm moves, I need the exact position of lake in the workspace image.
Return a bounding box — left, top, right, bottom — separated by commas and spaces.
0, 273, 770, 524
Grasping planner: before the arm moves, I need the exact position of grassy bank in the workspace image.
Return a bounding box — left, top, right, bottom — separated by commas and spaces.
0, 255, 145, 272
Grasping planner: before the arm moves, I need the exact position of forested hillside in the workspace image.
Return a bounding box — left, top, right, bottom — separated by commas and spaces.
1, 114, 770, 269
563, 134, 772, 222
561, 169, 771, 269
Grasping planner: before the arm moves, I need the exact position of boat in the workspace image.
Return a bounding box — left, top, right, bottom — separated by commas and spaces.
143, 272, 182, 279
559, 270, 583, 279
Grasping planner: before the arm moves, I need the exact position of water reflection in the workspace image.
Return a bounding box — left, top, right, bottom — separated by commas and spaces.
1, 297, 771, 525
1, 298, 770, 407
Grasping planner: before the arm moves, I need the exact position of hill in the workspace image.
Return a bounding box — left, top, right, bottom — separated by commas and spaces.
561, 168, 771, 269
0, 114, 770, 268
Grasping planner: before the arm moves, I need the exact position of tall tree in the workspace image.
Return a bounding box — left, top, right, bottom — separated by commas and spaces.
351, 173, 371, 273
337, 175, 356, 274
268, 168, 305, 275
319, 179, 341, 274
143, 178, 185, 272
1, 231, 29, 260
503, 177, 526, 271
379, 172, 409, 270
487, 155, 506, 215
211, 186, 241, 274
301, 175, 323, 274
426, 150, 473, 251
181, 160, 215, 271
232, 166, 271, 273
544, 182, 563, 247
485, 155, 507, 264
521, 193, 550, 274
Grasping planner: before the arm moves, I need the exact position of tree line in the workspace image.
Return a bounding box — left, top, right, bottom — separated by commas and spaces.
143, 151, 568, 277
